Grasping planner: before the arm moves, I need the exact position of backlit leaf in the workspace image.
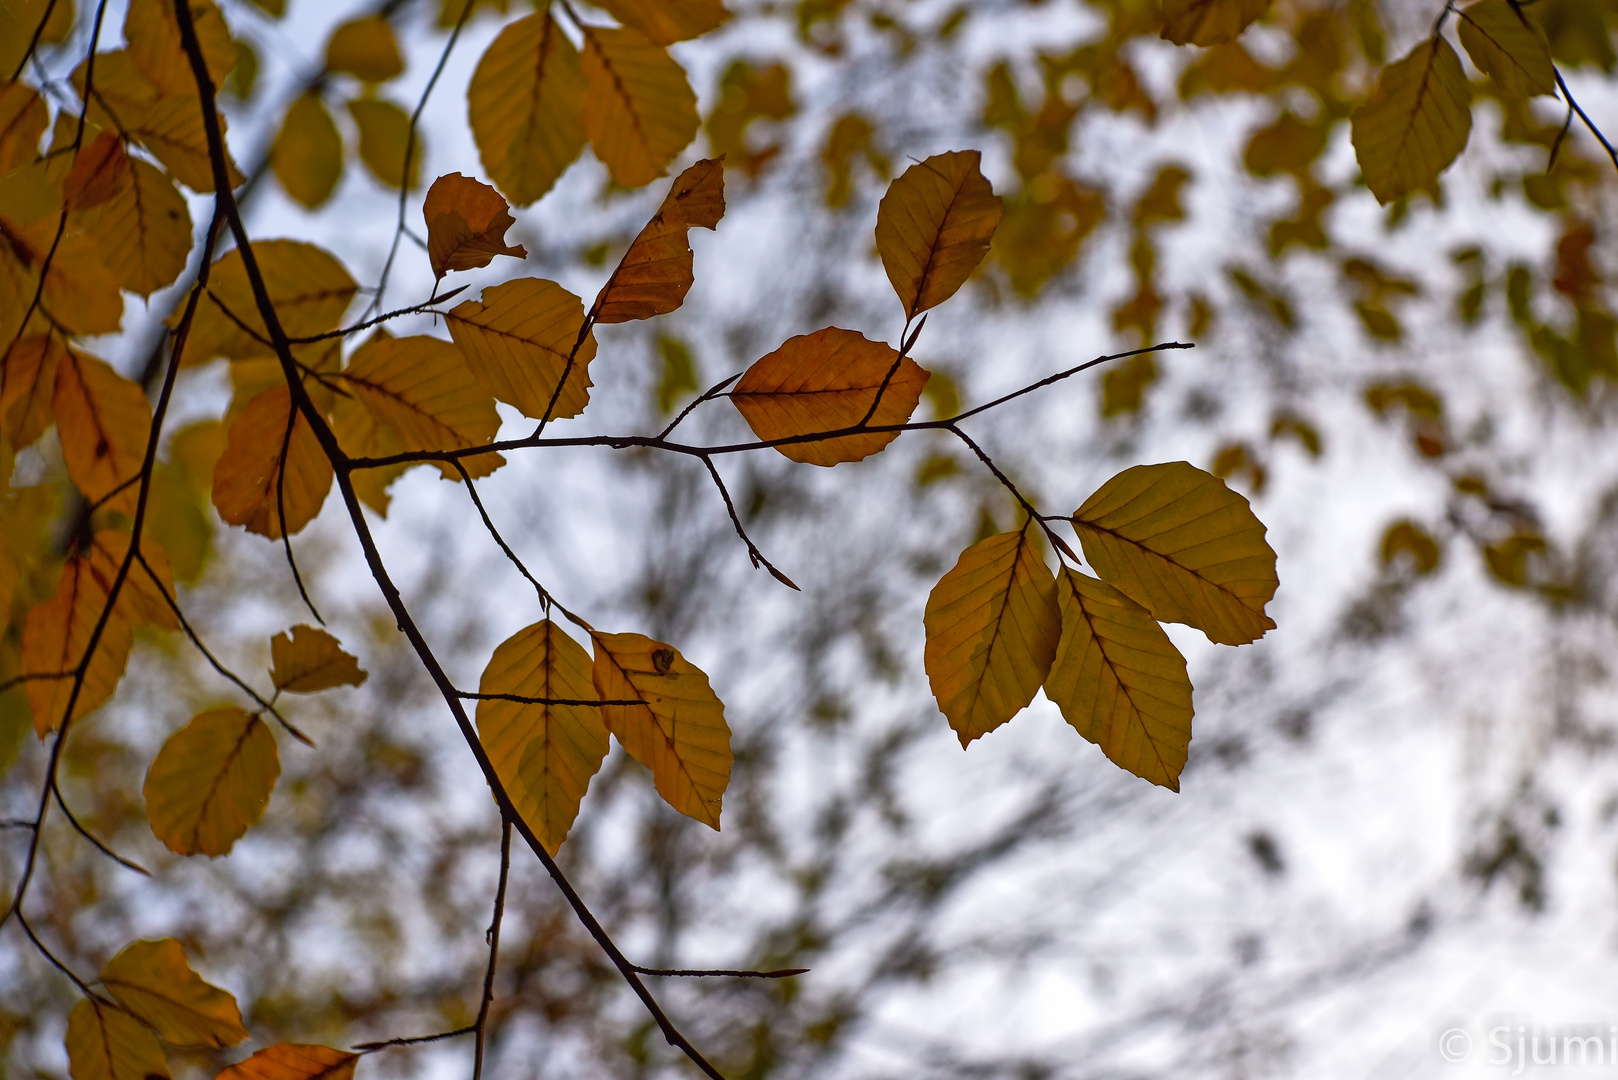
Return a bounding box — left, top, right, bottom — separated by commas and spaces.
62, 132, 131, 211
74, 51, 162, 133
1, 216, 125, 338
1160, 0, 1269, 46
1350, 35, 1472, 205
468, 12, 586, 207
592, 0, 728, 44
324, 15, 403, 83
445, 277, 595, 421
100, 937, 249, 1048
590, 631, 730, 828
730, 327, 928, 466
20, 552, 134, 735
1044, 569, 1194, 790
179, 241, 356, 365
271, 92, 343, 209
54, 348, 151, 515
922, 528, 1060, 746
211, 386, 334, 538
341, 333, 503, 478
144, 706, 280, 856
1070, 461, 1277, 645
2, 335, 62, 448
130, 94, 245, 193
0, 82, 49, 174
88, 530, 181, 631
270, 624, 366, 692
422, 173, 527, 278
1457, 0, 1556, 100
593, 157, 724, 323
329, 393, 408, 516
216, 1044, 359, 1080
477, 619, 608, 854
874, 150, 1002, 319
124, 0, 235, 97
80, 158, 192, 296
580, 25, 699, 188
65, 998, 170, 1080
347, 96, 420, 189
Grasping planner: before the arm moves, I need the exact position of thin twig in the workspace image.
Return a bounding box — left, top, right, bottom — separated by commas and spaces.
353, 1027, 475, 1053
1552, 69, 1618, 175
631, 965, 810, 979
459, 692, 646, 706
658, 371, 743, 440
472, 815, 511, 1080
49, 782, 150, 876
701, 455, 799, 590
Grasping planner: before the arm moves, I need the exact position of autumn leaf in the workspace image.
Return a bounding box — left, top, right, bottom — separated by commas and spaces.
329, 393, 409, 516
54, 348, 151, 515
477, 619, 608, 853
144, 707, 280, 856
272, 92, 344, 209
100, 937, 250, 1048
0, 82, 49, 174
923, 528, 1060, 746
730, 327, 929, 466
123, 0, 235, 96
579, 25, 700, 188
593, 157, 724, 324
874, 150, 1002, 319
340, 333, 504, 478
592, 0, 729, 44
347, 96, 419, 189
2, 335, 62, 448
65, 998, 170, 1080
63, 132, 131, 211
179, 241, 357, 365
1457, 0, 1556, 101
1044, 569, 1193, 790
1350, 36, 1472, 205
590, 631, 731, 828
445, 277, 596, 421
74, 50, 161, 133
1160, 0, 1270, 47
422, 173, 528, 278
1, 216, 125, 339
88, 530, 181, 631
216, 1044, 359, 1080
130, 94, 245, 193
469, 13, 585, 206
324, 15, 403, 83
270, 624, 367, 692
80, 159, 192, 297
20, 552, 134, 734
1070, 461, 1277, 646
212, 387, 335, 539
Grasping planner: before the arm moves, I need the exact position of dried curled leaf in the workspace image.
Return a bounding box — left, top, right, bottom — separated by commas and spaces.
100, 938, 249, 1048
272, 92, 344, 210
422, 173, 528, 278
592, 0, 729, 44
594, 157, 724, 324
216, 1044, 359, 1080
469, 13, 586, 207
731, 327, 928, 466
477, 619, 608, 854
270, 624, 367, 692
1160, 0, 1269, 46
144, 707, 280, 856
211, 386, 335, 539
178, 241, 356, 365
591, 631, 731, 828
324, 15, 403, 83
1045, 569, 1194, 790
445, 277, 595, 421
1070, 461, 1277, 646
874, 150, 1002, 319
923, 528, 1060, 746
1350, 36, 1472, 205
20, 553, 134, 735
1457, 0, 1556, 100
54, 348, 151, 516
580, 25, 699, 188
65, 997, 170, 1080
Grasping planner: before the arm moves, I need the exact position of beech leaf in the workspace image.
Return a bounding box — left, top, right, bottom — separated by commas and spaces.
591, 0, 729, 44
580, 25, 699, 188
144, 707, 280, 856
445, 277, 596, 421
1350, 35, 1472, 205
54, 348, 151, 516
1457, 0, 1557, 101
20, 552, 134, 735
423, 173, 528, 278
874, 150, 1002, 319
341, 333, 504, 478
80, 158, 192, 297
1160, 0, 1270, 46
216, 1044, 359, 1080
270, 624, 367, 693
271, 92, 344, 210
324, 15, 404, 83
594, 157, 724, 324
469, 13, 586, 207
211, 386, 335, 539
178, 241, 356, 366
65, 998, 170, 1080
100, 937, 249, 1048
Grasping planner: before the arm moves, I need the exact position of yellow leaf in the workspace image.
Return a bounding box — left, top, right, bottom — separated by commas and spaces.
211, 386, 334, 538
1070, 461, 1277, 645
1350, 35, 1472, 205
422, 173, 528, 278
445, 277, 595, 421
1, 0, 76, 77
593, 157, 724, 324
270, 623, 366, 692
469, 12, 586, 205
54, 348, 151, 515
874, 150, 1002, 319
1160, 0, 1269, 46
62, 132, 131, 211
1, 216, 124, 338
226, 339, 339, 421
100, 938, 249, 1048
216, 1044, 359, 1080
271, 92, 343, 209
144, 706, 279, 856
65, 998, 170, 1080
74, 51, 162, 134
125, 0, 235, 96
130, 94, 245, 193
477, 619, 608, 853
20, 552, 133, 735
579, 25, 699, 188
178, 241, 356, 366
88, 530, 181, 631
923, 528, 1060, 746
2, 335, 62, 448
340, 333, 504, 478
324, 15, 403, 83
79, 158, 192, 297
591, 631, 730, 827
1458, 0, 1557, 100
329, 393, 408, 516
347, 96, 420, 190
730, 327, 928, 466
1045, 569, 1193, 790
591, 0, 729, 44
0, 82, 49, 174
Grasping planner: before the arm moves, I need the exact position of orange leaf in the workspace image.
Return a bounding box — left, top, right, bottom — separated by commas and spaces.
100, 938, 249, 1048
63, 132, 132, 212
216, 1044, 358, 1080
445, 278, 595, 421
340, 333, 503, 478
211, 386, 334, 539
730, 327, 929, 466
54, 348, 152, 515
2, 335, 63, 449
468, 12, 586, 207
593, 157, 724, 324
422, 173, 528, 279
78, 158, 192, 297
874, 150, 1002, 319
20, 552, 134, 736
579, 25, 699, 188
87, 530, 180, 631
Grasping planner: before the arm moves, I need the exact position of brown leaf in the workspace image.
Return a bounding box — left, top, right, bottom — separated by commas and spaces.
445, 277, 595, 421
593, 157, 724, 324
215, 1044, 358, 1080
63, 132, 132, 212
211, 386, 334, 539
2, 335, 63, 449
874, 150, 1002, 319
20, 552, 134, 735
422, 173, 528, 279
100, 937, 249, 1048
54, 348, 152, 515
